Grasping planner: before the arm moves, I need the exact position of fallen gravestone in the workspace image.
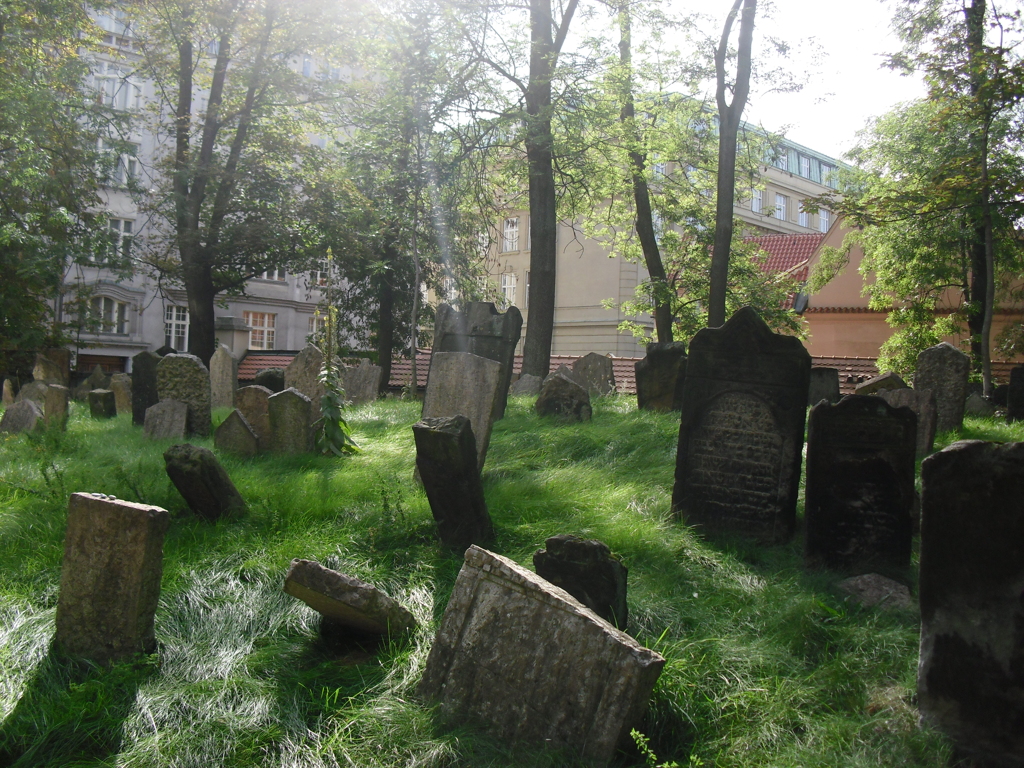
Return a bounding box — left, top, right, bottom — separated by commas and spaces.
918, 440, 1024, 766
509, 373, 543, 397
572, 352, 616, 398
854, 371, 907, 396
132, 350, 162, 426
268, 388, 314, 454
340, 358, 381, 405
15, 380, 48, 405
805, 396, 916, 572
88, 389, 117, 419
43, 384, 69, 429
209, 345, 237, 410
419, 546, 665, 767
672, 307, 811, 543
284, 559, 416, 637
879, 387, 937, 457
214, 409, 259, 456
236, 385, 272, 444
635, 342, 687, 412
965, 392, 996, 418
110, 373, 132, 415
1006, 365, 1024, 422
33, 353, 65, 385
535, 372, 592, 422
413, 415, 493, 550
0, 399, 43, 434
534, 534, 628, 629
284, 345, 325, 421
144, 400, 188, 440
157, 354, 211, 436
808, 367, 841, 405
253, 367, 285, 393
836, 573, 913, 611
915, 342, 970, 433
164, 443, 247, 520
54, 493, 170, 664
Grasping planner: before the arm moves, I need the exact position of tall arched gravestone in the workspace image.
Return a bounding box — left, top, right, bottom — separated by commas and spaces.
672, 307, 811, 543
132, 350, 163, 426
156, 354, 211, 437
915, 341, 970, 433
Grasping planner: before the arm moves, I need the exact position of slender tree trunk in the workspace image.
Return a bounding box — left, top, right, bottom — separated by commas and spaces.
376, 261, 395, 394
182, 250, 217, 364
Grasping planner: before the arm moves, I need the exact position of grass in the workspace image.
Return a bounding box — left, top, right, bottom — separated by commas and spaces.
0, 396, 1015, 767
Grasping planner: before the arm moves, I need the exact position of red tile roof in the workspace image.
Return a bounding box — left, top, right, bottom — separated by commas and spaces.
746, 232, 824, 283
237, 352, 299, 381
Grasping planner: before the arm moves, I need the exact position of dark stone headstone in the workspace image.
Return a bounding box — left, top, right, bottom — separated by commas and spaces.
854, 371, 907, 395
0, 399, 43, 434
88, 389, 117, 419
965, 392, 996, 417
155, 344, 176, 357
915, 342, 970, 433
879, 387, 937, 457
267, 388, 313, 454
157, 354, 211, 436
236, 385, 272, 444
413, 415, 493, 551
163, 443, 247, 521
672, 307, 811, 543
804, 396, 917, 572
635, 342, 687, 412
534, 534, 628, 629
1006, 365, 1024, 422
509, 373, 543, 397
85, 364, 111, 391
535, 372, 592, 422
919, 440, 1024, 766
992, 383, 1009, 407
214, 409, 259, 456
572, 352, 616, 398
808, 367, 841, 405
253, 367, 285, 393
132, 351, 163, 426
143, 400, 188, 440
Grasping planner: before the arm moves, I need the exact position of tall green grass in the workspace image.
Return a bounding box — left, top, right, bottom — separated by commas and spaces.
0, 397, 1001, 766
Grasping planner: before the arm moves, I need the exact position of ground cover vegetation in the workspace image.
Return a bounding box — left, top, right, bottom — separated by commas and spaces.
2, 396, 1013, 767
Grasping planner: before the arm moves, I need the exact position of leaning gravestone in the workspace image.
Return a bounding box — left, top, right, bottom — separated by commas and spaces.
268, 388, 314, 454
209, 345, 237, 410
15, 380, 48, 405
854, 371, 907, 396
284, 345, 324, 421
421, 352, 503, 470
143, 400, 188, 440
340, 358, 382, 406
157, 354, 211, 436
54, 493, 170, 664
33, 353, 65, 385
214, 410, 260, 457
253, 367, 285, 393
1006, 365, 1024, 423
0, 400, 42, 434
88, 389, 117, 419
534, 534, 628, 629
164, 443, 247, 521
635, 342, 687, 412
572, 352, 616, 398
918, 440, 1024, 766
132, 350, 163, 426
419, 546, 665, 767
43, 384, 69, 430
509, 373, 542, 397
915, 342, 970, 433
110, 373, 132, 415
432, 302, 523, 420
284, 559, 417, 637
236, 385, 272, 444
535, 372, 592, 422
413, 415, 493, 550
879, 387, 938, 457
672, 307, 811, 543
808, 367, 841, 405
804, 396, 917, 572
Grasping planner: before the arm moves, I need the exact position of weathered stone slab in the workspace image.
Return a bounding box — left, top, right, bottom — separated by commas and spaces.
236, 385, 272, 443
54, 493, 169, 664
837, 573, 913, 611
432, 302, 522, 420
635, 342, 687, 412
157, 354, 211, 437
132, 350, 163, 426
808, 367, 841, 405
253, 367, 285, 393
915, 342, 970, 433
2, 377, 16, 405
267, 388, 314, 454
341, 358, 381, 406
33, 353, 65, 385
163, 443, 247, 520
144, 400, 188, 440
88, 389, 117, 419
43, 384, 69, 429
421, 352, 503, 470
209, 345, 237, 411
0, 399, 42, 434
509, 373, 542, 397
85, 364, 111, 391
284, 559, 416, 637
993, 382, 1009, 407
284, 345, 324, 421
15, 380, 48, 405
572, 352, 616, 398
110, 373, 132, 415
805, 396, 916, 572
854, 371, 907, 396
535, 372, 592, 422
41, 348, 71, 385
413, 415, 493, 550
919, 440, 1024, 766
879, 387, 937, 457
419, 546, 665, 767
214, 410, 259, 456
965, 392, 996, 417
534, 534, 628, 629
672, 307, 811, 543
1006, 365, 1024, 422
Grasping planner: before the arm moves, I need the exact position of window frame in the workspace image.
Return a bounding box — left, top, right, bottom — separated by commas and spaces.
502, 217, 520, 253
243, 311, 276, 350
774, 193, 788, 221
164, 305, 189, 350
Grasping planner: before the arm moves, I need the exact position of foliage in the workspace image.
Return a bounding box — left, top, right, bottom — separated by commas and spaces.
314, 283, 359, 457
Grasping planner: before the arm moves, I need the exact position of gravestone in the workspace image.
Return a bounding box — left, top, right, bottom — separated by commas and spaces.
854, 371, 907, 395
54, 493, 170, 664
0, 399, 42, 434
572, 352, 616, 398
419, 546, 665, 767
132, 350, 163, 426
965, 392, 996, 417
635, 342, 687, 412
284, 345, 324, 421
253, 367, 285, 393
163, 443, 247, 521
672, 307, 811, 543
143, 400, 188, 440
808, 367, 841, 405
915, 342, 970, 433
33, 353, 65, 385
88, 389, 117, 419
534, 534, 628, 629
43, 384, 69, 429
85, 364, 111, 391
432, 302, 523, 420
155, 344, 177, 357
535, 372, 592, 422
1006, 364, 1024, 422
509, 373, 542, 397
236, 385, 272, 444
15, 380, 48, 405
413, 415, 493, 550
267, 388, 314, 454
2, 377, 15, 405
804, 396, 917, 572
209, 345, 237, 410
284, 559, 417, 637
421, 352, 504, 470
341, 358, 382, 406
110, 373, 132, 415
919, 440, 1024, 766
214, 410, 259, 456
992, 383, 1009, 407
879, 387, 937, 457
836, 573, 912, 611
157, 353, 211, 436
41, 348, 71, 385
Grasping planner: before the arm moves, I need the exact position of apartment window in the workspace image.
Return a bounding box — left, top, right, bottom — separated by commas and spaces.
308, 314, 327, 334
799, 155, 810, 179
500, 272, 517, 309
93, 62, 142, 110
773, 150, 788, 171
260, 268, 286, 281
94, 9, 133, 45
820, 164, 835, 189
92, 217, 133, 263
98, 139, 139, 186
798, 203, 809, 228
774, 193, 788, 221
751, 188, 763, 213
819, 209, 831, 233
502, 217, 519, 252
244, 311, 276, 349
164, 305, 189, 350
302, 57, 312, 77
311, 260, 329, 287
653, 159, 667, 179
91, 296, 128, 334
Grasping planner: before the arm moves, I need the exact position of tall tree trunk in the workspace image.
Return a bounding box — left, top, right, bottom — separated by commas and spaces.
376, 260, 395, 394
183, 249, 217, 365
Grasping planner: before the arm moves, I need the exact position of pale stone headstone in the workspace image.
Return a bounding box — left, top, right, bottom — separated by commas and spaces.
534, 534, 628, 629
253, 367, 285, 393
572, 352, 616, 398
1006, 365, 1024, 422
132, 350, 162, 426
214, 409, 259, 457
43, 384, 69, 430
110, 373, 132, 415
919, 440, 1024, 766
879, 387, 938, 457
805, 396, 917, 572
2, 377, 16, 405
635, 342, 687, 412
209, 345, 237, 410
672, 307, 811, 543
808, 367, 841, 406
419, 546, 665, 767
854, 371, 907, 395
236, 385, 272, 443
915, 342, 970, 433
33, 353, 65, 385
509, 373, 542, 397
340, 358, 381, 406
157, 353, 211, 436
837, 573, 913, 611
163, 444, 247, 520
535, 372, 592, 422
285, 345, 324, 421
15, 380, 48, 405
413, 415, 493, 550
144, 400, 188, 440
88, 389, 117, 419
54, 493, 170, 664
268, 388, 314, 454
421, 352, 503, 470
0, 399, 42, 434
284, 559, 417, 637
